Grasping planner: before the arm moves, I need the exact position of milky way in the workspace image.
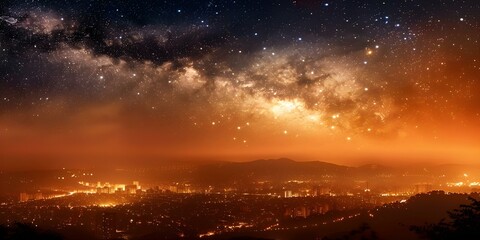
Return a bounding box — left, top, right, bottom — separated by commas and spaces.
1, 0, 479, 168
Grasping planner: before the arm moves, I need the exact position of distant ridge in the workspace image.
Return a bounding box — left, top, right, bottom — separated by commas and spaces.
194, 158, 355, 184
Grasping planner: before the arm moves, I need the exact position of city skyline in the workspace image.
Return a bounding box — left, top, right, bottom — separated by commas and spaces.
2, 157, 480, 240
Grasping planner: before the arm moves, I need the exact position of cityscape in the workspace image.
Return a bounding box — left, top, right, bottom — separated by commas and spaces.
1, 0, 480, 239
1, 159, 480, 239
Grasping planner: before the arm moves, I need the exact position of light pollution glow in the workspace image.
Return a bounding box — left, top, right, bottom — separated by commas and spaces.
0, 3, 479, 169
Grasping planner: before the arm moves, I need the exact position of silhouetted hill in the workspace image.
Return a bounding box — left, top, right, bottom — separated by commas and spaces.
190, 158, 480, 185
193, 158, 356, 184
215, 192, 480, 240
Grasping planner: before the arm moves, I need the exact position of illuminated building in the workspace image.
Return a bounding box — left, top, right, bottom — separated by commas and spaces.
97, 187, 110, 194
114, 184, 126, 192
284, 206, 309, 218
33, 192, 43, 200
98, 211, 117, 240
133, 181, 141, 190
312, 186, 331, 196
19, 193, 29, 202
285, 203, 330, 218
125, 185, 137, 194
415, 183, 433, 194
169, 184, 178, 193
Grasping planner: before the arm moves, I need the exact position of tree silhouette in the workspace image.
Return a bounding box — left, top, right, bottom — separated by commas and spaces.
412, 197, 480, 240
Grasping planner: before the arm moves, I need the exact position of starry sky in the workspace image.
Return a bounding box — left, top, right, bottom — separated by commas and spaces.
1, 0, 479, 169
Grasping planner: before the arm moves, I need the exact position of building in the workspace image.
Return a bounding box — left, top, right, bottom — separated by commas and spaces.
415, 183, 433, 194
284, 204, 330, 218
125, 185, 137, 194
98, 211, 117, 240
312, 186, 331, 196
285, 206, 309, 218
284, 190, 293, 198
19, 192, 29, 202
97, 186, 110, 194
33, 192, 43, 200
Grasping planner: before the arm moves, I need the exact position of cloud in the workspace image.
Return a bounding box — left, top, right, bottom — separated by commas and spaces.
0, 8, 227, 64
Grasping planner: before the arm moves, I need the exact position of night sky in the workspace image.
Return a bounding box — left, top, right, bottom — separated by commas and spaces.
1, 0, 479, 169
